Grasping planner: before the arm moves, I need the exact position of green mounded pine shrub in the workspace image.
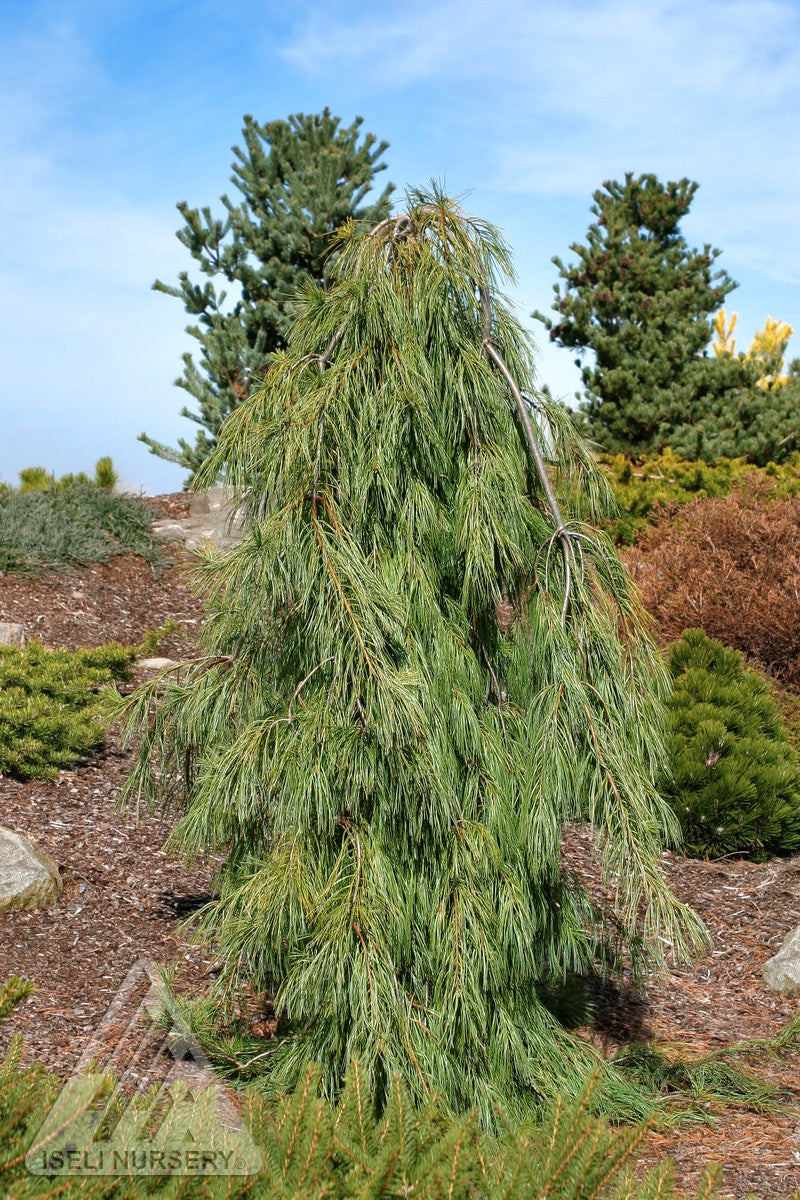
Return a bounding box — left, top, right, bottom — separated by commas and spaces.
17, 466, 54, 492
0, 640, 137, 781
122, 190, 705, 1123
0, 478, 161, 574
14, 458, 120, 493
599, 448, 800, 545
778, 687, 800, 758
0, 976, 727, 1200
662, 629, 800, 860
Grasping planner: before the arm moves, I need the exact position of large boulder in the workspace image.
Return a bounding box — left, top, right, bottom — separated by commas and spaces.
150, 519, 186, 543
762, 927, 800, 996
0, 623, 26, 648
138, 657, 180, 672
0, 827, 62, 913
188, 485, 236, 519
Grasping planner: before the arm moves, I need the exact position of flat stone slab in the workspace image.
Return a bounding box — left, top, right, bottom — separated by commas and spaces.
763, 926, 800, 996
189, 485, 237, 518
151, 520, 187, 543
0, 827, 62, 913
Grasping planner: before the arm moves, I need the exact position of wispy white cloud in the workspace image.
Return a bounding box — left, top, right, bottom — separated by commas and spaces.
3, 0, 800, 489
280, 0, 798, 105
280, 0, 800, 286
279, 5, 465, 85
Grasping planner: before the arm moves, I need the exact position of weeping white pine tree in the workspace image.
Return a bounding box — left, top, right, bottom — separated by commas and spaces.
124, 192, 704, 1120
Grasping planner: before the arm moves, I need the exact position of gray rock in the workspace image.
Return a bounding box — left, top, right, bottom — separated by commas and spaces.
138, 657, 180, 672
188, 490, 211, 517
151, 520, 188, 543
0, 622, 26, 648
153, 490, 246, 552
184, 529, 222, 549
190, 486, 234, 518
763, 926, 800, 996
0, 827, 62, 913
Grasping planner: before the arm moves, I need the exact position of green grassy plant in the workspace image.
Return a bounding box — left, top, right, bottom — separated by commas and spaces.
662, 629, 800, 860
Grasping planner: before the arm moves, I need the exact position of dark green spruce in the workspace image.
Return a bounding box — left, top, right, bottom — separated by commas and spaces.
141, 109, 392, 482
123, 192, 704, 1122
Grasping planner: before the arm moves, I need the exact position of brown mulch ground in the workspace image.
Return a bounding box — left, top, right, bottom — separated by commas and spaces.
0, 526, 215, 1078
565, 829, 800, 1198
1, 516, 799, 1198
0, 495, 200, 655
0, 736, 219, 1074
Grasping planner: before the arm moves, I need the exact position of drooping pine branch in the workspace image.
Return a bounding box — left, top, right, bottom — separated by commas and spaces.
122, 188, 705, 1123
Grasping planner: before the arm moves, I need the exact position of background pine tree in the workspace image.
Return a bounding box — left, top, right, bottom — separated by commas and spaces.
535, 173, 800, 464
534, 173, 739, 458
663, 629, 800, 860
141, 109, 392, 483
124, 191, 703, 1123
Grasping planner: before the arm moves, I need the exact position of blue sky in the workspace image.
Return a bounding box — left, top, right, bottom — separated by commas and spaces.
2, 0, 799, 493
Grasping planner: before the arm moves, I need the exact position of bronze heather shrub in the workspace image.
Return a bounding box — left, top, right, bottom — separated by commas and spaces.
623, 479, 800, 690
